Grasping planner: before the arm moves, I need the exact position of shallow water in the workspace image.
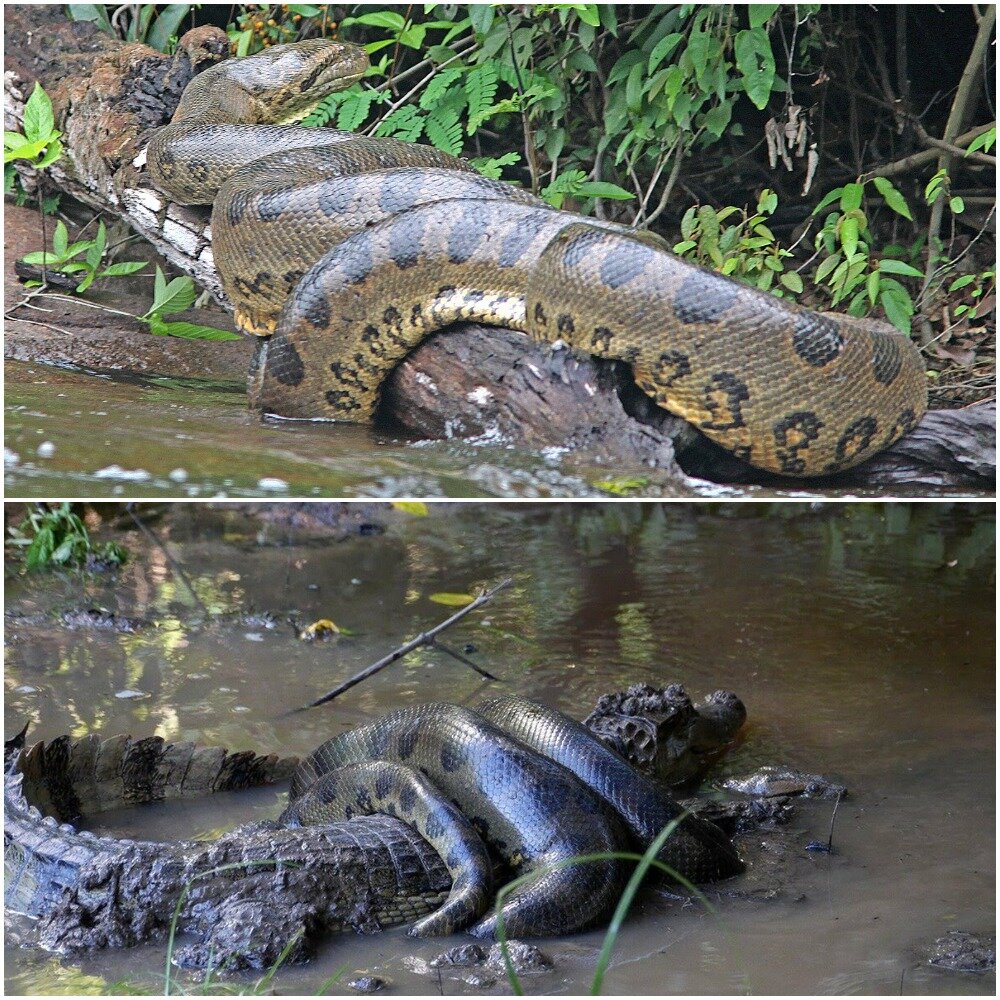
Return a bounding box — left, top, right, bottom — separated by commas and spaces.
4, 502, 995, 995
3, 361, 686, 499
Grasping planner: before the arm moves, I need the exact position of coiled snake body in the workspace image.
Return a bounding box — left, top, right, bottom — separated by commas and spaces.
148, 40, 927, 476
284, 697, 743, 939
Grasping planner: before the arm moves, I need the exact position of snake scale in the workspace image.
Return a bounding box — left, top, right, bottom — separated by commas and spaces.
147, 39, 927, 476
284, 696, 743, 939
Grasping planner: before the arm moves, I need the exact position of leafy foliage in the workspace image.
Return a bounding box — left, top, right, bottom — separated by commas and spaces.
69, 4, 192, 53
142, 268, 242, 340
673, 189, 802, 297
5, 83, 63, 197
7, 503, 127, 572
20, 219, 146, 293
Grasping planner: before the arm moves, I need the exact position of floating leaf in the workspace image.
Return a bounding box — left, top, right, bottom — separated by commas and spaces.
428, 592, 475, 607
392, 501, 428, 516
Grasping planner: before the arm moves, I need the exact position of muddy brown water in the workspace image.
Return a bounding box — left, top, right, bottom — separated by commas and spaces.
3, 502, 995, 995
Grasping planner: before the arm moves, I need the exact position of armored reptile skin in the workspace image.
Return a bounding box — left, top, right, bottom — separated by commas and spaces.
146, 39, 927, 477
6, 693, 743, 964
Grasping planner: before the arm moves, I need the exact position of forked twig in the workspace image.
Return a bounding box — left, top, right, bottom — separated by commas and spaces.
285, 578, 512, 714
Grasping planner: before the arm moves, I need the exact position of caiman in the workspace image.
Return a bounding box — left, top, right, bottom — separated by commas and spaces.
5, 687, 744, 970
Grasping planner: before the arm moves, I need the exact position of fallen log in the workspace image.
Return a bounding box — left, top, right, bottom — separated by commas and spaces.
4, 6, 994, 492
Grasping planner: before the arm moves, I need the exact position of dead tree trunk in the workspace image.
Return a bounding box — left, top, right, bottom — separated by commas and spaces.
4, 6, 993, 492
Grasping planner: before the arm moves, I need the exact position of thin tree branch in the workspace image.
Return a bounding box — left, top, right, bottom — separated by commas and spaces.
285, 578, 512, 713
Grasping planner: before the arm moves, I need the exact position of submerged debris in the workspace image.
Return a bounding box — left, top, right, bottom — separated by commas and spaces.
927, 931, 996, 973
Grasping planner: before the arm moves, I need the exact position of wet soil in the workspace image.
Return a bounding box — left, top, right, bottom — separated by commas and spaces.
3, 502, 995, 995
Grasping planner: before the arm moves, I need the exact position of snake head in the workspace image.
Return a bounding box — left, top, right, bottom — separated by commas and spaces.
180, 40, 370, 126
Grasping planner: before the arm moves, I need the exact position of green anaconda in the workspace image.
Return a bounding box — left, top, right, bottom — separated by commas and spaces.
147, 39, 927, 477
286, 696, 742, 939
6, 694, 743, 962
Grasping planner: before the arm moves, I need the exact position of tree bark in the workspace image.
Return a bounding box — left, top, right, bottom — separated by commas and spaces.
4, 6, 994, 492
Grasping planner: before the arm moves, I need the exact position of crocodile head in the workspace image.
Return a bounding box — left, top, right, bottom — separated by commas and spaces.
584, 683, 746, 785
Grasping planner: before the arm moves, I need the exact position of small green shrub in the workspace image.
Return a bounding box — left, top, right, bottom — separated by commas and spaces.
7, 503, 128, 571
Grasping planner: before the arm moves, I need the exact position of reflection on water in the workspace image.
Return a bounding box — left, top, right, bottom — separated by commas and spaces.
4, 502, 995, 995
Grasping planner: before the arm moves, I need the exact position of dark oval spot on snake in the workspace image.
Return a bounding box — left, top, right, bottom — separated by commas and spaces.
387, 211, 427, 270
673, 271, 740, 324
870, 332, 903, 385
374, 770, 391, 799
499, 213, 549, 267
264, 332, 305, 386
424, 809, 446, 839
599, 238, 657, 290
835, 415, 878, 462
439, 743, 465, 773
557, 314, 575, 336
397, 720, 420, 760
292, 277, 331, 329
226, 191, 252, 227
791, 314, 845, 367
355, 787, 372, 810
369, 725, 391, 757
398, 783, 417, 815
339, 232, 374, 285
447, 204, 486, 264
378, 177, 420, 215
257, 187, 294, 222
533, 779, 571, 813
319, 181, 354, 218
559, 227, 603, 271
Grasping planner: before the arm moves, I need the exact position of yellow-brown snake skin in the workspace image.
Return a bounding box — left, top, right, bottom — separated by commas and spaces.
148, 39, 927, 476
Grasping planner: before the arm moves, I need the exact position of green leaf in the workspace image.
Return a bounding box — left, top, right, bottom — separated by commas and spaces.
147, 268, 196, 317
749, 4, 780, 27
375, 105, 425, 142
428, 592, 475, 607
576, 181, 635, 201
343, 10, 406, 30
702, 101, 732, 137
100, 261, 147, 277
468, 152, 521, 180
647, 32, 683, 73
734, 29, 776, 110
52, 220, 68, 257
812, 187, 844, 215
23, 83, 55, 143
68, 4, 113, 32
336, 91, 376, 131
872, 176, 913, 221
839, 183, 864, 213
147, 4, 191, 53
35, 139, 63, 170
425, 106, 464, 156
814, 252, 842, 283
468, 5, 495, 36
877, 259, 923, 278
965, 126, 995, 155
839, 216, 859, 258
780, 271, 803, 293
465, 63, 499, 133
949, 196, 965, 214
880, 289, 913, 334
85, 220, 107, 272
146, 315, 240, 340
593, 476, 649, 496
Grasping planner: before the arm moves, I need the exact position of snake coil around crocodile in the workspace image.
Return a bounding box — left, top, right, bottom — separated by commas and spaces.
147, 39, 927, 477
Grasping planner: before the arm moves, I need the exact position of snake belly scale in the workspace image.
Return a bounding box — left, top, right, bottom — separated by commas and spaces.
147, 39, 927, 476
